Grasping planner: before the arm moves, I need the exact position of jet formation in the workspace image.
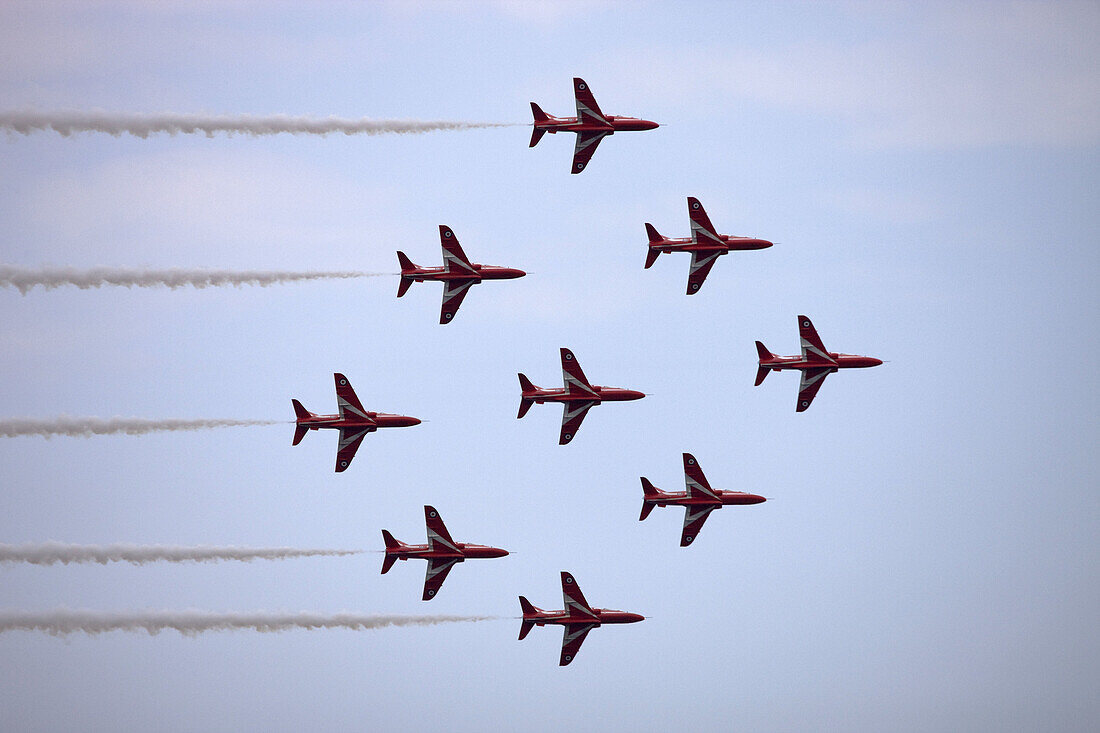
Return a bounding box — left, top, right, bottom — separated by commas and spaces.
755, 315, 882, 411
381, 505, 508, 600
529, 77, 659, 173
397, 225, 525, 324
518, 348, 645, 444
273, 78, 884, 666
519, 572, 645, 666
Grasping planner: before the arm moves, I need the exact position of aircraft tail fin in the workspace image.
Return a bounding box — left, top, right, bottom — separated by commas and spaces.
640, 477, 663, 521
529, 103, 549, 147
292, 399, 313, 421
755, 341, 776, 386
381, 529, 403, 550
517, 373, 538, 419
644, 224, 664, 269
518, 596, 541, 639
380, 552, 398, 575
291, 400, 313, 445
396, 252, 416, 297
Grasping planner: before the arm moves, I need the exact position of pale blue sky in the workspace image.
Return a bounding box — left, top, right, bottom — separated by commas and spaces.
0, 2, 1097, 731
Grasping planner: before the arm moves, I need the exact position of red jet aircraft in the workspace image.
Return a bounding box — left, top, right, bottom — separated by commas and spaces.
530, 77, 659, 174
518, 572, 645, 666
518, 348, 645, 444
756, 315, 882, 412
640, 453, 766, 547
645, 197, 773, 294
397, 226, 526, 324
381, 505, 508, 600
291, 373, 421, 472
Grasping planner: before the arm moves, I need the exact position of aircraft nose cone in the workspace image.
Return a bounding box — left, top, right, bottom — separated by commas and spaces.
751, 494, 767, 504
508, 268, 527, 279
491, 548, 509, 558
625, 613, 645, 623
406, 417, 422, 426
626, 390, 646, 401
869, 358, 883, 367
760, 239, 775, 249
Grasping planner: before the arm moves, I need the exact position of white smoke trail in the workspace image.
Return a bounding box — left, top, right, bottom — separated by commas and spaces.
0, 543, 361, 566
0, 110, 517, 139
0, 265, 391, 295
0, 417, 279, 439
0, 610, 497, 636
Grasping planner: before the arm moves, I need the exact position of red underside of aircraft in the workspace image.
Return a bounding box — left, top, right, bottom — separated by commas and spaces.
518, 348, 644, 444
530, 77, 658, 173
645, 197, 773, 294
381, 505, 508, 601
397, 225, 525, 324
756, 315, 882, 411
519, 572, 644, 666
291, 373, 420, 472
641, 453, 766, 547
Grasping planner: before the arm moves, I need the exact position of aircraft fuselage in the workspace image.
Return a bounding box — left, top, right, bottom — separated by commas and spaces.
525, 386, 645, 404
761, 353, 883, 372
535, 114, 659, 135
649, 235, 773, 254
296, 412, 421, 432
401, 264, 526, 283
525, 608, 645, 628
387, 542, 509, 562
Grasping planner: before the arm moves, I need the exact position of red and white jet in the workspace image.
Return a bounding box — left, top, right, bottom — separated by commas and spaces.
529, 77, 659, 174
291, 373, 421, 472
397, 225, 526, 324
518, 572, 645, 666
756, 315, 882, 412
518, 348, 645, 445
640, 453, 766, 547
645, 197, 773, 294
381, 505, 508, 601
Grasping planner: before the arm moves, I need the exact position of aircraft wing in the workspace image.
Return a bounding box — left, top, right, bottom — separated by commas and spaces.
335, 427, 373, 472
559, 622, 597, 666
683, 453, 718, 499
686, 250, 722, 294
681, 504, 718, 547
687, 197, 723, 246
798, 315, 834, 364
424, 506, 460, 553
560, 348, 598, 397
559, 400, 597, 445
334, 373, 372, 421
439, 225, 477, 276
571, 130, 610, 174
796, 367, 831, 412
422, 556, 461, 600
439, 279, 477, 324
573, 78, 609, 126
